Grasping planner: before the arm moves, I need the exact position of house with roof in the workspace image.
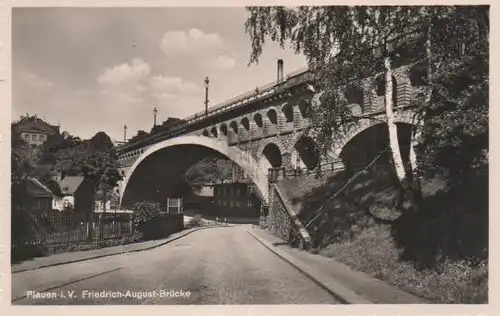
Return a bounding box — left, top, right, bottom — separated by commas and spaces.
26, 178, 54, 214
12, 114, 61, 146
52, 174, 94, 214
210, 178, 262, 218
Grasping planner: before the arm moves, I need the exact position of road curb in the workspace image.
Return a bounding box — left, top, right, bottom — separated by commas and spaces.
247, 229, 372, 304
12, 226, 212, 274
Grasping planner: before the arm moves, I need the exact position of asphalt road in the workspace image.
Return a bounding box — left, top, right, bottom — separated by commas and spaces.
12, 225, 341, 305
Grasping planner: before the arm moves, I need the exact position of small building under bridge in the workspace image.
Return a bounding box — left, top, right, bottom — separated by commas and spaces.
210, 179, 262, 219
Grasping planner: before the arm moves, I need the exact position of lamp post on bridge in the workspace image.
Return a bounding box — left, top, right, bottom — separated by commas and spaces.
153, 106, 158, 127
124, 124, 127, 142
204, 76, 210, 117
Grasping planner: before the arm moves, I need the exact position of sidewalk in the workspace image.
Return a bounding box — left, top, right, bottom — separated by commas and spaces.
11, 227, 208, 274
248, 227, 426, 304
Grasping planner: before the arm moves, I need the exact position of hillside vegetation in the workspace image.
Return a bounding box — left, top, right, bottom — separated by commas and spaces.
277, 159, 487, 303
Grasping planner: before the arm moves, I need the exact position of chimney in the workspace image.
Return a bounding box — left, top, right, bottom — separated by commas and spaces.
277, 59, 284, 84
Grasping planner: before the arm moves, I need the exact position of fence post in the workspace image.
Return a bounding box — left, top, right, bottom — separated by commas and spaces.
86, 221, 91, 240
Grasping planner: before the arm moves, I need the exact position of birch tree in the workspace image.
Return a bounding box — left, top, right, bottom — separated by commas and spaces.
244, 5, 488, 212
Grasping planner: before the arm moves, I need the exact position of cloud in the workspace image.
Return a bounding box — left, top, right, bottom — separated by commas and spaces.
93, 57, 204, 132
208, 54, 237, 70
149, 75, 200, 99
22, 72, 54, 90
159, 28, 237, 70
98, 57, 151, 89
97, 58, 152, 106
160, 28, 224, 57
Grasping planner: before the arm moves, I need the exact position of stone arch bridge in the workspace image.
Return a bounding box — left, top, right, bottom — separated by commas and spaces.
117, 63, 423, 208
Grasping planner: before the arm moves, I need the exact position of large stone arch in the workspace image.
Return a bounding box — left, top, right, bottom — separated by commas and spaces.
330, 109, 416, 161
119, 135, 269, 207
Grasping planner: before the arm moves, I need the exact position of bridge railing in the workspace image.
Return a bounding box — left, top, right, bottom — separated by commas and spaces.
181, 67, 311, 124
268, 160, 346, 182
117, 67, 313, 152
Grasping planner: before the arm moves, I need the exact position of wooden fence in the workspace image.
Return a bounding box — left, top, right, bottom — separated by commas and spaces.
11, 210, 134, 256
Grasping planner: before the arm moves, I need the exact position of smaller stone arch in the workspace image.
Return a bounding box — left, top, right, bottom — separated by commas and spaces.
230, 121, 238, 134
202, 130, 209, 137
220, 123, 228, 136
298, 98, 312, 118
241, 117, 250, 131
409, 63, 428, 87
282, 103, 294, 122
210, 126, 218, 138
254, 113, 263, 128
345, 85, 364, 112
257, 138, 287, 159
293, 135, 320, 170
267, 108, 278, 124
374, 74, 398, 106
261, 143, 283, 168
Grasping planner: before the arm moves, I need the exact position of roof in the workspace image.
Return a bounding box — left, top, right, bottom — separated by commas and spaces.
26, 178, 53, 198
13, 116, 59, 135
55, 176, 85, 195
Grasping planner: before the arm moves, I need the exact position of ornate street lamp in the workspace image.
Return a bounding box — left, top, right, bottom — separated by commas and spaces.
204, 77, 210, 117
153, 107, 158, 127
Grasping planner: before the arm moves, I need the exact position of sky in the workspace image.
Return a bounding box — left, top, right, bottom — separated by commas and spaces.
12, 7, 308, 141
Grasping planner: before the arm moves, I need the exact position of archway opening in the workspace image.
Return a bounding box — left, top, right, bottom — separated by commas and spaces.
298, 99, 312, 118
345, 85, 364, 112
254, 113, 263, 128
267, 109, 278, 125
220, 124, 228, 136
375, 75, 398, 107
283, 104, 294, 122
339, 123, 412, 170
230, 121, 238, 134
241, 117, 250, 131
409, 63, 428, 87
202, 130, 209, 137
120, 141, 267, 218
294, 136, 320, 170
262, 143, 282, 169
211, 127, 218, 138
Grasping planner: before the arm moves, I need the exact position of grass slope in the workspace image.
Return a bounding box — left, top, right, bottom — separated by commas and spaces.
276, 163, 488, 303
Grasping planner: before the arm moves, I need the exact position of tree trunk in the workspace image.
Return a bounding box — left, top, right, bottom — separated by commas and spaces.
385, 56, 421, 213
99, 190, 107, 240
87, 184, 98, 240
384, 57, 406, 182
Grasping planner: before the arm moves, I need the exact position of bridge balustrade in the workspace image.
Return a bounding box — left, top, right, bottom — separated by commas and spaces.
268, 160, 346, 183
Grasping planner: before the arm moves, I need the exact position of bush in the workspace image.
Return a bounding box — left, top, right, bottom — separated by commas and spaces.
319, 225, 488, 303
186, 214, 203, 228
132, 201, 162, 229
132, 201, 171, 240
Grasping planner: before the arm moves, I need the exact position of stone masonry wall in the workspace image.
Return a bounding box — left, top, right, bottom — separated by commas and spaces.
265, 184, 298, 243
